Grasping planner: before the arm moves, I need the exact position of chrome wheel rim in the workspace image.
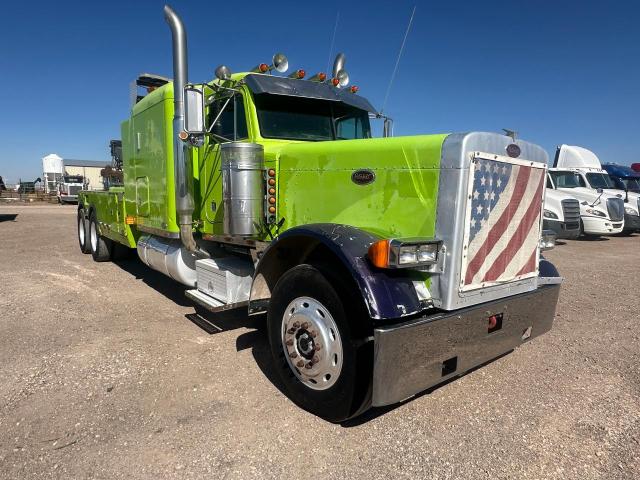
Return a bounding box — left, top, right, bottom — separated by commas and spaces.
281, 296, 343, 390
78, 216, 85, 247
90, 221, 97, 252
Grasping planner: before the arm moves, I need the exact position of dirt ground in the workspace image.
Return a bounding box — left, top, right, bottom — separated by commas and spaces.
0, 204, 639, 479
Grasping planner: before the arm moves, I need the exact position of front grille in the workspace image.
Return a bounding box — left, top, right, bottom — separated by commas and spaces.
561, 199, 581, 223
68, 185, 82, 195
460, 155, 546, 291
607, 197, 624, 222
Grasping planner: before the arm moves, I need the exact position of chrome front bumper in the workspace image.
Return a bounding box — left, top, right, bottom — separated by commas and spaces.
371, 284, 560, 407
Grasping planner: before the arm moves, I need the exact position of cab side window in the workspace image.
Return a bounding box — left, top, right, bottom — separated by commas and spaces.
546, 175, 554, 189
208, 94, 248, 140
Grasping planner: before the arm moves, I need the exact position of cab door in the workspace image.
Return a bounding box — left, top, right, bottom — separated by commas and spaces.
200, 93, 250, 235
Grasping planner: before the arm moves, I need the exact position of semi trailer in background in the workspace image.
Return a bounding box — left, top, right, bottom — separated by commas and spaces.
76, 5, 561, 421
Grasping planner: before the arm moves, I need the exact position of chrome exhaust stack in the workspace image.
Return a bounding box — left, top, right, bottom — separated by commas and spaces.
163, 5, 199, 253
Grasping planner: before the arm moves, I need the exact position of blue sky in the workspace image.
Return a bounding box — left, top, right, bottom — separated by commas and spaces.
1, 0, 638, 182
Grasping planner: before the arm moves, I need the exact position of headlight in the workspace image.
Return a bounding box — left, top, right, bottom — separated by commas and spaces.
585, 208, 606, 217
543, 209, 558, 219
539, 230, 557, 251
368, 238, 441, 269
624, 206, 638, 216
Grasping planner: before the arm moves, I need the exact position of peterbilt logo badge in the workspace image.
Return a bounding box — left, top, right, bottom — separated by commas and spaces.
351, 169, 376, 185
506, 143, 521, 158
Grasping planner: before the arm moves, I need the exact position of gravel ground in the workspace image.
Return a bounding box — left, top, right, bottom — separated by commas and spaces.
0, 204, 639, 479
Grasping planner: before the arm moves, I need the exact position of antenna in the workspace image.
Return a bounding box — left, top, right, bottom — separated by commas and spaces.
326, 11, 340, 74
381, 5, 416, 114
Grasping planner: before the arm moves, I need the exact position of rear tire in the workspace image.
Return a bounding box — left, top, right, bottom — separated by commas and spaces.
77, 209, 90, 254
89, 210, 112, 262
267, 264, 372, 423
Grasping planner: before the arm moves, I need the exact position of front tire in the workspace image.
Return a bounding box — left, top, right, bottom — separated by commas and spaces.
267, 264, 372, 422
89, 210, 112, 262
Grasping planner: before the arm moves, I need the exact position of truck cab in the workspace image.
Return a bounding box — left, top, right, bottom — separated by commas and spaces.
542, 184, 580, 239
551, 145, 639, 234
58, 175, 85, 204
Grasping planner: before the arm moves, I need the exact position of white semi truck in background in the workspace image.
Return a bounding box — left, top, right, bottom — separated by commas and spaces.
57, 175, 85, 204
542, 187, 581, 239
548, 145, 631, 236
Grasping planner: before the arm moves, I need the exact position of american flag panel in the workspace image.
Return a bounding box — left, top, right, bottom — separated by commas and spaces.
460, 156, 546, 291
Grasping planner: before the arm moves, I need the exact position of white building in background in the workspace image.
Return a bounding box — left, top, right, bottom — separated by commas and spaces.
41, 154, 111, 192
42, 153, 64, 193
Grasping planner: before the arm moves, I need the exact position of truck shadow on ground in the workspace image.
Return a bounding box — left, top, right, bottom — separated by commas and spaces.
187, 307, 290, 403
113, 257, 193, 307
575, 236, 610, 242
0, 213, 18, 222
112, 257, 288, 401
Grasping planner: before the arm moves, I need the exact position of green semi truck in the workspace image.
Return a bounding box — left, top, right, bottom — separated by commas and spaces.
78, 5, 561, 421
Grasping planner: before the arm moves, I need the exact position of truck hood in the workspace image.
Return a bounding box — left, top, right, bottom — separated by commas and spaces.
273, 134, 448, 238
556, 187, 619, 207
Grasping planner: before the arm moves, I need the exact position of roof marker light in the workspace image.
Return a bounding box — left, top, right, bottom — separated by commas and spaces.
288, 69, 306, 79
350, 85, 359, 93
309, 72, 327, 82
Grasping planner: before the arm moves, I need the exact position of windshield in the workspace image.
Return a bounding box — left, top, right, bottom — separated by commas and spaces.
550, 171, 582, 188
64, 175, 83, 183
254, 95, 371, 141
620, 177, 640, 191
586, 173, 615, 189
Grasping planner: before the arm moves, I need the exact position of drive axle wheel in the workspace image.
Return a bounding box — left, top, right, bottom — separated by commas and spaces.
267, 264, 372, 423
89, 210, 112, 262
77, 209, 90, 254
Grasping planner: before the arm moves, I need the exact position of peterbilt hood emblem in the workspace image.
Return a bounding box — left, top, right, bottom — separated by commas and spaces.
506, 143, 521, 158
351, 169, 376, 185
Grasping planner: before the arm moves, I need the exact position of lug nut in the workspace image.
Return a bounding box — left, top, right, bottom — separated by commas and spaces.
301, 322, 309, 329
305, 363, 313, 369
285, 339, 294, 346
296, 360, 304, 368
312, 356, 319, 363
310, 331, 317, 338
289, 351, 297, 358
314, 344, 321, 351
293, 321, 300, 328
287, 328, 296, 334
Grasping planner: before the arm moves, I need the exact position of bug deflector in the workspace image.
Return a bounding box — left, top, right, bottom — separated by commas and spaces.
460, 153, 546, 291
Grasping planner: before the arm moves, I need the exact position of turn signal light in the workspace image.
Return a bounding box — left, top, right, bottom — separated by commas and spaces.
268, 187, 276, 195
268, 197, 276, 205
125, 215, 135, 225
268, 168, 276, 177
368, 240, 390, 269
268, 178, 276, 186
268, 206, 276, 214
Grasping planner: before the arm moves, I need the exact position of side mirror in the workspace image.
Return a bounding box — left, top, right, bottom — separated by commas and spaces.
184, 85, 205, 134
596, 187, 603, 194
